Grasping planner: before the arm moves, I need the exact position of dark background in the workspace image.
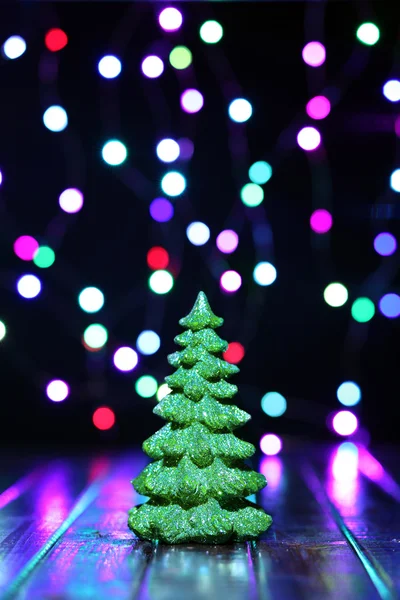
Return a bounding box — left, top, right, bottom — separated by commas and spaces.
0, 1, 399, 447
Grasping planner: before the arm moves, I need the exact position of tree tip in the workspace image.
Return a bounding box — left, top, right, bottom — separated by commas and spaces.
179, 291, 224, 331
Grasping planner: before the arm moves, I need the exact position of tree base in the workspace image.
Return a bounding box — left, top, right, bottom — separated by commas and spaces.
128, 498, 272, 544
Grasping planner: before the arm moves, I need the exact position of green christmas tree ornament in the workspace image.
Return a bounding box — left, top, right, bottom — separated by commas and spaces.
128, 291, 272, 544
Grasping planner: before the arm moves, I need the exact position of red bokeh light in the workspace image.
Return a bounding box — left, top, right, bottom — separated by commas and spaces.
93, 407, 115, 431
223, 342, 245, 364
45, 28, 68, 52
147, 246, 169, 270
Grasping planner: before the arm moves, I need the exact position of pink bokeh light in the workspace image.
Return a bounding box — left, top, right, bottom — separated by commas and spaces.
310, 209, 333, 233
220, 270, 242, 293
302, 42, 326, 67
332, 411, 358, 436
216, 230, 239, 254
180, 89, 204, 114
14, 236, 39, 261
159, 7, 183, 32
260, 434, 282, 456
306, 96, 331, 120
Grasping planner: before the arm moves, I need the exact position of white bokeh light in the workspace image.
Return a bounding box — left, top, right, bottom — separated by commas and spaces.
141, 55, 164, 78
228, 98, 253, 123
297, 127, 321, 151
159, 7, 183, 32
78, 287, 105, 313
220, 270, 242, 293
136, 330, 161, 355
17, 274, 41, 299
161, 171, 186, 196
186, 222, 210, 246
383, 80, 400, 102
98, 55, 122, 79
253, 262, 277, 286
59, 188, 84, 213
390, 169, 400, 192
43, 106, 68, 132
2, 35, 26, 59
101, 140, 127, 166
156, 139, 180, 163
113, 347, 139, 372
46, 379, 69, 402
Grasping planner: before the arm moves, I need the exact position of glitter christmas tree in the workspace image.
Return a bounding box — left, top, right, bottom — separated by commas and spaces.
128, 291, 272, 544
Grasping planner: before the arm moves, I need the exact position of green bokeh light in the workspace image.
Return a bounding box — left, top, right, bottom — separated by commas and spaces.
351, 297, 375, 322
83, 324, 108, 349
249, 161, 272, 185
0, 320, 6, 341
240, 183, 264, 207
199, 20, 223, 44
356, 22, 380, 46
33, 246, 55, 268
169, 46, 192, 70
136, 375, 158, 398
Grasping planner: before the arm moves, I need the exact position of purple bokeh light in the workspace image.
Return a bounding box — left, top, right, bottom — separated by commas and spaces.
310, 209, 333, 233
220, 270, 242, 293
14, 236, 39, 261
306, 96, 331, 120
379, 293, 400, 318
178, 138, 194, 160
373, 232, 397, 256
180, 89, 204, 114
302, 42, 326, 67
216, 230, 239, 254
149, 198, 174, 222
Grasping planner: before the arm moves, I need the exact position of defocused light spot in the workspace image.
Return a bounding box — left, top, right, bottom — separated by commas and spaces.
383, 80, 400, 102
149, 198, 174, 222
332, 442, 359, 481
83, 324, 108, 349
302, 42, 326, 67
43, 105, 68, 132
390, 169, 400, 192
17, 274, 41, 299
310, 209, 333, 233
297, 126, 321, 151
181, 89, 204, 113
156, 139, 180, 163
161, 171, 186, 196
93, 407, 115, 430
374, 232, 397, 256
169, 46, 192, 70
240, 183, 264, 207
159, 7, 183, 32
332, 411, 358, 436
157, 383, 172, 401
323, 282, 348, 307
113, 347, 138, 372
253, 262, 277, 286
220, 270, 242, 293
2, 36, 26, 59
379, 293, 400, 318
248, 161, 272, 184
135, 375, 158, 398
260, 434, 282, 456
147, 247, 169, 270
141, 55, 164, 78
14, 236, 39, 261
199, 20, 223, 44
98, 55, 121, 79
216, 230, 238, 254
78, 287, 104, 313
223, 342, 245, 364
337, 382, 362, 407
45, 29, 68, 52
59, 188, 84, 213
306, 96, 331, 120
228, 98, 252, 123
149, 270, 174, 294
186, 222, 210, 246
0, 321, 6, 341
137, 330, 161, 355
0, 170, 3, 185
261, 392, 287, 417
351, 297, 375, 322
101, 140, 127, 165
33, 246, 55, 268
356, 22, 380, 46
46, 379, 69, 402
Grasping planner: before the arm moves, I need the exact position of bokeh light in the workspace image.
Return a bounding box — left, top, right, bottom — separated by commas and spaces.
2, 36, 26, 59
149, 198, 174, 222
332, 411, 358, 436
383, 80, 400, 103
337, 382, 362, 407
0, 321, 6, 342
253, 262, 277, 286
83, 324, 108, 349
260, 434, 282, 456
156, 139, 180, 163
261, 392, 287, 417
169, 46, 192, 70
323, 283, 348, 307
78, 287, 105, 313
141, 55, 164, 78
240, 183, 264, 207
159, 7, 183, 32
216, 230, 239, 254
186, 222, 210, 246
181, 89, 204, 114
306, 96, 331, 120
46, 380, 69, 402
149, 270, 174, 294
136, 330, 161, 355
93, 407, 115, 431
332, 442, 359, 481
101, 140, 127, 166
351, 297, 375, 323
200, 20, 223, 44
59, 188, 84, 213
297, 126, 321, 151
13, 236, 39, 261
135, 375, 158, 398
98, 55, 122, 79
157, 383, 172, 401
220, 270, 242, 293
147, 247, 169, 270
248, 161, 272, 184
223, 342, 245, 364
356, 22, 380, 46
113, 347, 139, 372
161, 171, 186, 196
228, 98, 253, 123
390, 169, 400, 192
374, 232, 397, 256
0, 170, 2, 185
302, 42, 326, 67
379, 293, 400, 318
178, 138, 194, 160
45, 29, 68, 52
33, 246, 55, 269
43, 106, 68, 132
17, 274, 41, 299
310, 209, 333, 233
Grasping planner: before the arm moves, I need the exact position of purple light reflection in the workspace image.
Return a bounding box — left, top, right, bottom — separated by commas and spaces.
358, 447, 400, 502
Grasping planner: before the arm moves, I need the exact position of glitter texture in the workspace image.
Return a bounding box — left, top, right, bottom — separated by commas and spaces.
128, 291, 272, 543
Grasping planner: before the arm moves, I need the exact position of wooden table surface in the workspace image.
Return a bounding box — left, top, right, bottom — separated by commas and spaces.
0, 445, 399, 600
